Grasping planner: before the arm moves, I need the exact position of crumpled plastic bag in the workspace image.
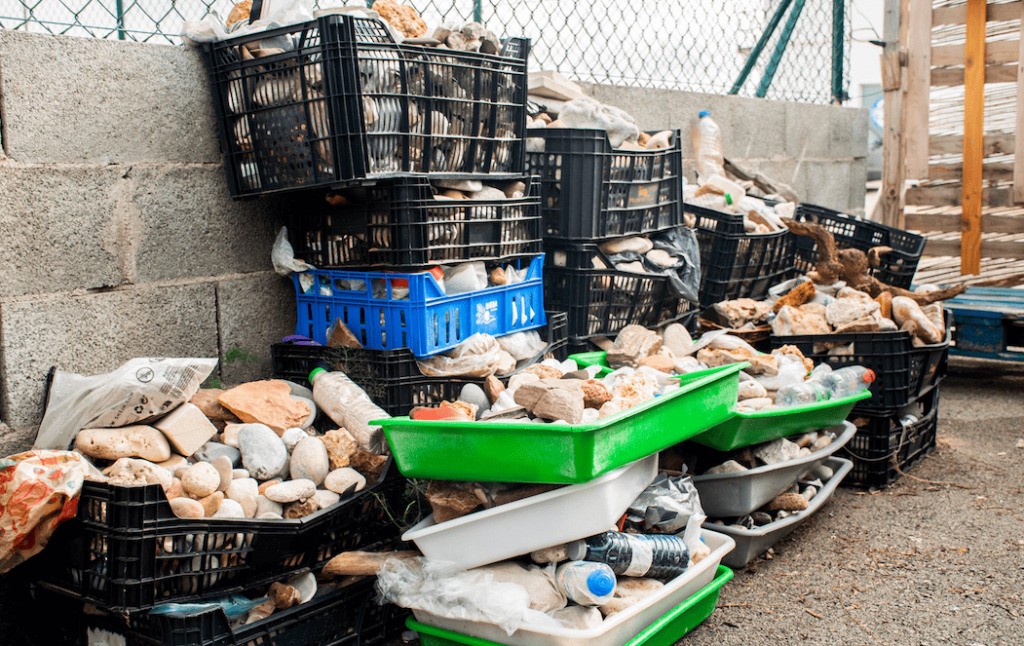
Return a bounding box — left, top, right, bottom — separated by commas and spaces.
625, 471, 706, 559
35, 358, 218, 451
0, 451, 104, 573
272, 227, 315, 277
416, 334, 517, 378
496, 331, 547, 362
603, 228, 700, 303
182, 0, 315, 44
377, 557, 556, 635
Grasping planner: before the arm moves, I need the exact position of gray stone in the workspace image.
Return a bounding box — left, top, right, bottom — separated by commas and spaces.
811, 464, 834, 481
131, 167, 279, 283
289, 437, 330, 486
705, 460, 748, 475
754, 438, 802, 465
458, 384, 490, 419
751, 511, 773, 525
0, 166, 125, 298
0, 30, 219, 163
0, 283, 218, 429
192, 442, 242, 467
238, 424, 288, 480
284, 382, 315, 401
216, 272, 295, 385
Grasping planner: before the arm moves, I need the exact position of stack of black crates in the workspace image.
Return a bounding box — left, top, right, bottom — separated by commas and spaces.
771, 204, 941, 489
26, 14, 560, 646
527, 127, 697, 352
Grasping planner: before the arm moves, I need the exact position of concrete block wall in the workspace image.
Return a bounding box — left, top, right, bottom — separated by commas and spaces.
0, 30, 294, 454
0, 30, 867, 453
580, 84, 869, 212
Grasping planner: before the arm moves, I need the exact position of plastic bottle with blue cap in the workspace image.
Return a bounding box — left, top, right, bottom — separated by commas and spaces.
554, 561, 617, 606
693, 109, 725, 182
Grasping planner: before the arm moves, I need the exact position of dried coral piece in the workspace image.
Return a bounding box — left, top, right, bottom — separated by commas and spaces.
372, 0, 427, 38
772, 281, 816, 313
765, 492, 808, 512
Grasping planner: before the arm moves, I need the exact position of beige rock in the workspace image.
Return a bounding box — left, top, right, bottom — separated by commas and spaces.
771, 304, 830, 336
606, 325, 662, 368
328, 319, 362, 349
765, 492, 808, 512
484, 375, 505, 403
737, 397, 774, 411
893, 296, 943, 344
232, 468, 250, 479
697, 347, 778, 375
75, 426, 172, 462
290, 437, 330, 486
156, 455, 188, 473
165, 478, 184, 499
265, 479, 316, 504
644, 130, 673, 150
637, 354, 676, 373
705, 460, 747, 474
103, 458, 173, 490
257, 512, 283, 520
524, 364, 564, 380
221, 424, 242, 448
226, 478, 259, 503
810, 435, 832, 451
323, 550, 419, 577
533, 388, 585, 424
349, 450, 389, 481
258, 479, 281, 495
737, 380, 768, 400
169, 497, 204, 519
580, 380, 612, 409
324, 468, 367, 495
198, 491, 224, 517
211, 455, 233, 491
218, 381, 312, 434
154, 403, 219, 457
212, 498, 246, 518
239, 495, 258, 518
256, 495, 283, 517
599, 237, 653, 255
190, 389, 241, 423
314, 489, 342, 510
713, 298, 772, 329
181, 462, 220, 498
284, 498, 321, 519
661, 323, 693, 356
321, 429, 358, 470
826, 299, 880, 329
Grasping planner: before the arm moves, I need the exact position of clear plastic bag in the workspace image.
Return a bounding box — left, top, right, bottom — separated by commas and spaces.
625, 472, 706, 557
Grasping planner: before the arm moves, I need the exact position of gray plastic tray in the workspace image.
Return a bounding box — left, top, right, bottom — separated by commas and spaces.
692, 421, 855, 517
703, 457, 853, 568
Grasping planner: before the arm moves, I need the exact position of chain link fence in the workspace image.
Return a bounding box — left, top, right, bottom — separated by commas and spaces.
0, 0, 850, 103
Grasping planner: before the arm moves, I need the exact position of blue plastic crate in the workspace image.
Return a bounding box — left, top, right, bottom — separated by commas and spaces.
293, 256, 547, 356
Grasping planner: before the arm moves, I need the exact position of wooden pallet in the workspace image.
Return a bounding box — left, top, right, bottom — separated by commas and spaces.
945, 287, 1024, 362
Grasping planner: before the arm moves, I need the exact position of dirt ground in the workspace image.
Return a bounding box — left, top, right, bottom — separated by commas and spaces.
687, 360, 1024, 646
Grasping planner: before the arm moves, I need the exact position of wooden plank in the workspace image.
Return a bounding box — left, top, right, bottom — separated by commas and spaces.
928, 161, 1014, 180
930, 64, 1017, 86
907, 185, 1014, 206
925, 238, 1024, 258
932, 1, 1022, 26
963, 0, 987, 274
932, 39, 1019, 67
1015, 2, 1024, 203
880, 0, 908, 228
930, 133, 1015, 156
906, 211, 1024, 233
905, 0, 932, 179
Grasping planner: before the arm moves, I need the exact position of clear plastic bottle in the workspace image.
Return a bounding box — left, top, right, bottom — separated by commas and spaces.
822, 366, 876, 399
692, 110, 725, 182
309, 365, 388, 452
566, 531, 690, 579
776, 381, 830, 408
554, 561, 616, 606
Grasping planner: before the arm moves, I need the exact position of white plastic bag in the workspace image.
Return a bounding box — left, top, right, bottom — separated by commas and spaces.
272, 227, 315, 277
416, 334, 517, 377
35, 358, 218, 450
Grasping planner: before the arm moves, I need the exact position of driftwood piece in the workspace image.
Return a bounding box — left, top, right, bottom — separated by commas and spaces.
323, 550, 420, 577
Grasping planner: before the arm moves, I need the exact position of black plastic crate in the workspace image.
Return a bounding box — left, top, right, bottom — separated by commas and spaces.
770, 312, 950, 414
36, 460, 409, 613
271, 311, 568, 414
205, 14, 529, 197
289, 176, 542, 268
543, 242, 693, 342
793, 203, 926, 289
842, 386, 940, 489
689, 203, 796, 307
32, 569, 407, 646
526, 128, 684, 241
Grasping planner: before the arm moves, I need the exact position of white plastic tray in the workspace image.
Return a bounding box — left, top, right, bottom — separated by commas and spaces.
691, 421, 855, 517
704, 457, 852, 568
412, 529, 736, 646
403, 455, 658, 570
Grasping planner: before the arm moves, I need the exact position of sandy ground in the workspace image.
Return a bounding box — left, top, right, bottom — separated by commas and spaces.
686, 361, 1024, 646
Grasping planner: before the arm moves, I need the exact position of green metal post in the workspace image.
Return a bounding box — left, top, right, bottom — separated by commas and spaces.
730, 0, 792, 95
755, 0, 807, 98
473, 0, 482, 22
831, 0, 846, 103
115, 0, 126, 40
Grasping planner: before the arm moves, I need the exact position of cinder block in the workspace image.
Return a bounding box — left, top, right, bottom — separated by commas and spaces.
726, 98, 786, 160
131, 166, 280, 283
801, 162, 853, 212
0, 166, 126, 298
0, 422, 34, 456
0, 283, 219, 429
0, 30, 219, 164
581, 83, 682, 131
216, 272, 295, 385
848, 158, 868, 212
831, 107, 870, 159
785, 104, 833, 159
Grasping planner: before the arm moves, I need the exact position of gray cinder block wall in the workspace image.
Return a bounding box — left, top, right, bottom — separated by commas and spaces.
0, 30, 867, 453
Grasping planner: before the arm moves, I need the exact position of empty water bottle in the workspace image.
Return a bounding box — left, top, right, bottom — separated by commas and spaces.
567, 531, 690, 579
822, 366, 875, 398
692, 110, 725, 182
776, 381, 830, 408
554, 561, 616, 606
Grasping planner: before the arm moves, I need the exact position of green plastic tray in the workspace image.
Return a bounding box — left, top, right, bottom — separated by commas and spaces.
374, 363, 745, 484
406, 565, 734, 646
570, 351, 873, 452
687, 389, 872, 451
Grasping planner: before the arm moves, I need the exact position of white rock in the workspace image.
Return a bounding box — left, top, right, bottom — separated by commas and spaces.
212, 498, 245, 518
705, 460, 748, 475
754, 438, 802, 465
226, 477, 259, 503
281, 427, 308, 452
180, 462, 220, 498
289, 437, 330, 486
232, 468, 250, 479
256, 495, 283, 517
265, 479, 317, 503
324, 468, 367, 495
313, 489, 342, 510
238, 424, 288, 480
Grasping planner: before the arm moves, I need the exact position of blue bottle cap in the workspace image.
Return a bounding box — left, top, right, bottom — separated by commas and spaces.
586, 568, 616, 597
698, 110, 711, 118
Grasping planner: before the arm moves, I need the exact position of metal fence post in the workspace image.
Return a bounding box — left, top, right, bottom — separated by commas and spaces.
755, 0, 807, 98
831, 0, 846, 103
730, 0, 792, 95
115, 0, 126, 39
473, 0, 482, 22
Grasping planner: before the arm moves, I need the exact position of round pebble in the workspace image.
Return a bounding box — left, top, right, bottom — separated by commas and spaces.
281, 427, 308, 452
324, 468, 366, 495
212, 498, 245, 518
226, 477, 259, 503
180, 462, 220, 498
313, 489, 341, 510
265, 479, 316, 504
256, 495, 283, 517
169, 497, 204, 519
458, 384, 490, 419
238, 424, 288, 480
212, 455, 233, 491
290, 437, 330, 486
